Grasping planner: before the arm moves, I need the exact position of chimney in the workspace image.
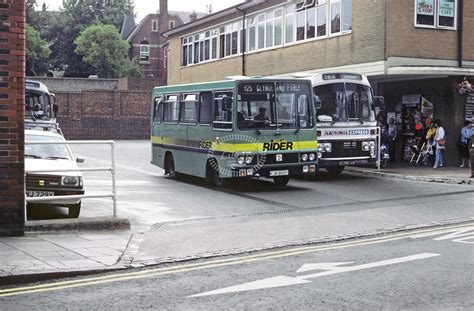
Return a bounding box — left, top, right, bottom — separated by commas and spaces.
159, 0, 169, 33
190, 11, 197, 22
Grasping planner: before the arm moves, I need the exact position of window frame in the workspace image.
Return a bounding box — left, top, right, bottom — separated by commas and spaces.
162, 94, 180, 124
151, 20, 158, 32
180, 93, 198, 124
414, 0, 457, 30
139, 44, 150, 63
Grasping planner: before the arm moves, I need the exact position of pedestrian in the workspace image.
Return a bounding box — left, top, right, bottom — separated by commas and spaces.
457, 120, 472, 168
433, 119, 445, 169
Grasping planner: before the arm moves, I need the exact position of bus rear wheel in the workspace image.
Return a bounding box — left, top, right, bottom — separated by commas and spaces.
273, 176, 290, 187
326, 165, 345, 176
165, 153, 176, 178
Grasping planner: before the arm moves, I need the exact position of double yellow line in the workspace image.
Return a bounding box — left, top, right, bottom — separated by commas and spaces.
1, 223, 472, 298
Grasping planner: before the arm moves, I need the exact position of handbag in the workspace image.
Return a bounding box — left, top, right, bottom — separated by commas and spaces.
438, 138, 446, 145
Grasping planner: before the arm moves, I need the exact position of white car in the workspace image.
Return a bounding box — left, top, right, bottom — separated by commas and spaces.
25, 130, 84, 218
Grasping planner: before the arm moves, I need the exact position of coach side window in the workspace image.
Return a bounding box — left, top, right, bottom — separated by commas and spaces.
199, 92, 213, 124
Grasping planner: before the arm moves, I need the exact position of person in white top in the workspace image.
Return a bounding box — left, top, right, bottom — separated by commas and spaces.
433, 119, 445, 168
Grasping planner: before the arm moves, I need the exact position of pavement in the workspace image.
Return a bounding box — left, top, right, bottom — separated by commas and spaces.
1, 165, 473, 285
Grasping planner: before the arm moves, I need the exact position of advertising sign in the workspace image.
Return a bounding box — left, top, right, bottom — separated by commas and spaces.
439, 0, 455, 17
417, 0, 434, 16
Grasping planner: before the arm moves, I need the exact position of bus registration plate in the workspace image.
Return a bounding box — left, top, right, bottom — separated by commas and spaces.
339, 161, 356, 165
26, 191, 54, 197
270, 170, 289, 177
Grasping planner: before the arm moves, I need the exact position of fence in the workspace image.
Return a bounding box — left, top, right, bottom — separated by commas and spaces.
25, 140, 117, 220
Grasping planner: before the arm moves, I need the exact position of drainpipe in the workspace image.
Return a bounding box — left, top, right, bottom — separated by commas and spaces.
457, 0, 463, 67
236, 6, 246, 76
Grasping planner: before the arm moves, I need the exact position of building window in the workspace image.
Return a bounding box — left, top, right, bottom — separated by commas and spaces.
140, 41, 150, 62
285, 4, 295, 44
415, 0, 456, 29
329, 0, 352, 34
179, 0, 352, 67
152, 20, 158, 32
169, 20, 176, 29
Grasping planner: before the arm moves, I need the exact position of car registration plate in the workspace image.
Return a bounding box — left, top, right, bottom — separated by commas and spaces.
26, 191, 54, 197
270, 170, 289, 177
339, 161, 356, 165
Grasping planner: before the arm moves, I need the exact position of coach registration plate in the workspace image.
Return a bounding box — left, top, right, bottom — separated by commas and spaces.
270, 170, 289, 177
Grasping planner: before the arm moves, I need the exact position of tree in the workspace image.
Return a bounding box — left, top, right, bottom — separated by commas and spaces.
26, 24, 51, 76
74, 24, 142, 78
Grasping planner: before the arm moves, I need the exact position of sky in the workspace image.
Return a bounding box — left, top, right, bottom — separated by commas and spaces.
38, 0, 245, 22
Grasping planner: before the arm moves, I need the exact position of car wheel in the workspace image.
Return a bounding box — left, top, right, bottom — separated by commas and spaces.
68, 203, 81, 218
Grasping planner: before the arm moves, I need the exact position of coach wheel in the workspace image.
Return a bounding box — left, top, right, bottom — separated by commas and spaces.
165, 153, 176, 178
273, 176, 290, 187
326, 165, 345, 176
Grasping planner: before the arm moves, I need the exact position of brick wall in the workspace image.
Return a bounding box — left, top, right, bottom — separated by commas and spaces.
55, 90, 152, 140
0, 0, 25, 236
386, 0, 474, 62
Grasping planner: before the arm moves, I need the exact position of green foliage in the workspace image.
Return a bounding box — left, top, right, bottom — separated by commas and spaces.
26, 24, 51, 76
26, 0, 136, 77
74, 24, 142, 78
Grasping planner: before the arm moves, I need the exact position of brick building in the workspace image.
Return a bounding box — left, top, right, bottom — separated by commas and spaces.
121, 0, 206, 83
0, 0, 25, 236
164, 0, 474, 166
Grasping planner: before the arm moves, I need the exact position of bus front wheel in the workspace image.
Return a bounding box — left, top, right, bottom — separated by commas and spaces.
165, 153, 176, 178
326, 165, 345, 176
273, 176, 290, 187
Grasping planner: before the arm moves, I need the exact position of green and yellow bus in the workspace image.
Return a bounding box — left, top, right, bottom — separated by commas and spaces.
150, 77, 319, 186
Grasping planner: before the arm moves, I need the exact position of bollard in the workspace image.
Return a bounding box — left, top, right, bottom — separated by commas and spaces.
470, 141, 474, 178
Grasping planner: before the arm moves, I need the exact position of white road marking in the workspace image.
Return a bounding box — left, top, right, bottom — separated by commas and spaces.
296, 262, 354, 273
189, 253, 441, 297
433, 228, 474, 244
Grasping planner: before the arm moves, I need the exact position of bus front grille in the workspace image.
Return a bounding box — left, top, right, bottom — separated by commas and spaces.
322, 141, 369, 158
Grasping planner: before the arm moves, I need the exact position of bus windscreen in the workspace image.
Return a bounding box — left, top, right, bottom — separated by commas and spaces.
237, 82, 313, 130
314, 82, 375, 123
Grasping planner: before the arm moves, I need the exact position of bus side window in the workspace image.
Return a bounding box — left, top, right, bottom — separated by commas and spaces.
199, 92, 213, 124
180, 94, 198, 123
163, 95, 179, 122
153, 97, 162, 122
213, 92, 233, 129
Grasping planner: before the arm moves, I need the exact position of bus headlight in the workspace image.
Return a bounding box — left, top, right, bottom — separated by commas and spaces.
362, 141, 370, 151
320, 143, 332, 152
237, 155, 245, 165
363, 141, 376, 152
301, 153, 308, 161
309, 153, 316, 161
245, 155, 253, 164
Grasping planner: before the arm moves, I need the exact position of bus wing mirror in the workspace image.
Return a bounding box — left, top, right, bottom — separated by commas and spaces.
373, 96, 385, 111
313, 95, 321, 110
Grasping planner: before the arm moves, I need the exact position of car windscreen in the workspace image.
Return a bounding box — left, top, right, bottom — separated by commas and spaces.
25, 134, 72, 160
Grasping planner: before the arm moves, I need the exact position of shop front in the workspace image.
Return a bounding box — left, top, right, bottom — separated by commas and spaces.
373, 75, 473, 167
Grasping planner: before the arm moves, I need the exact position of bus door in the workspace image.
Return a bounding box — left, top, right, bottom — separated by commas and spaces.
186, 90, 234, 177
160, 94, 191, 174
180, 93, 200, 175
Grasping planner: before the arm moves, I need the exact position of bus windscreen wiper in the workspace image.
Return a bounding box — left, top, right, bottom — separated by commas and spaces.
331, 111, 342, 125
